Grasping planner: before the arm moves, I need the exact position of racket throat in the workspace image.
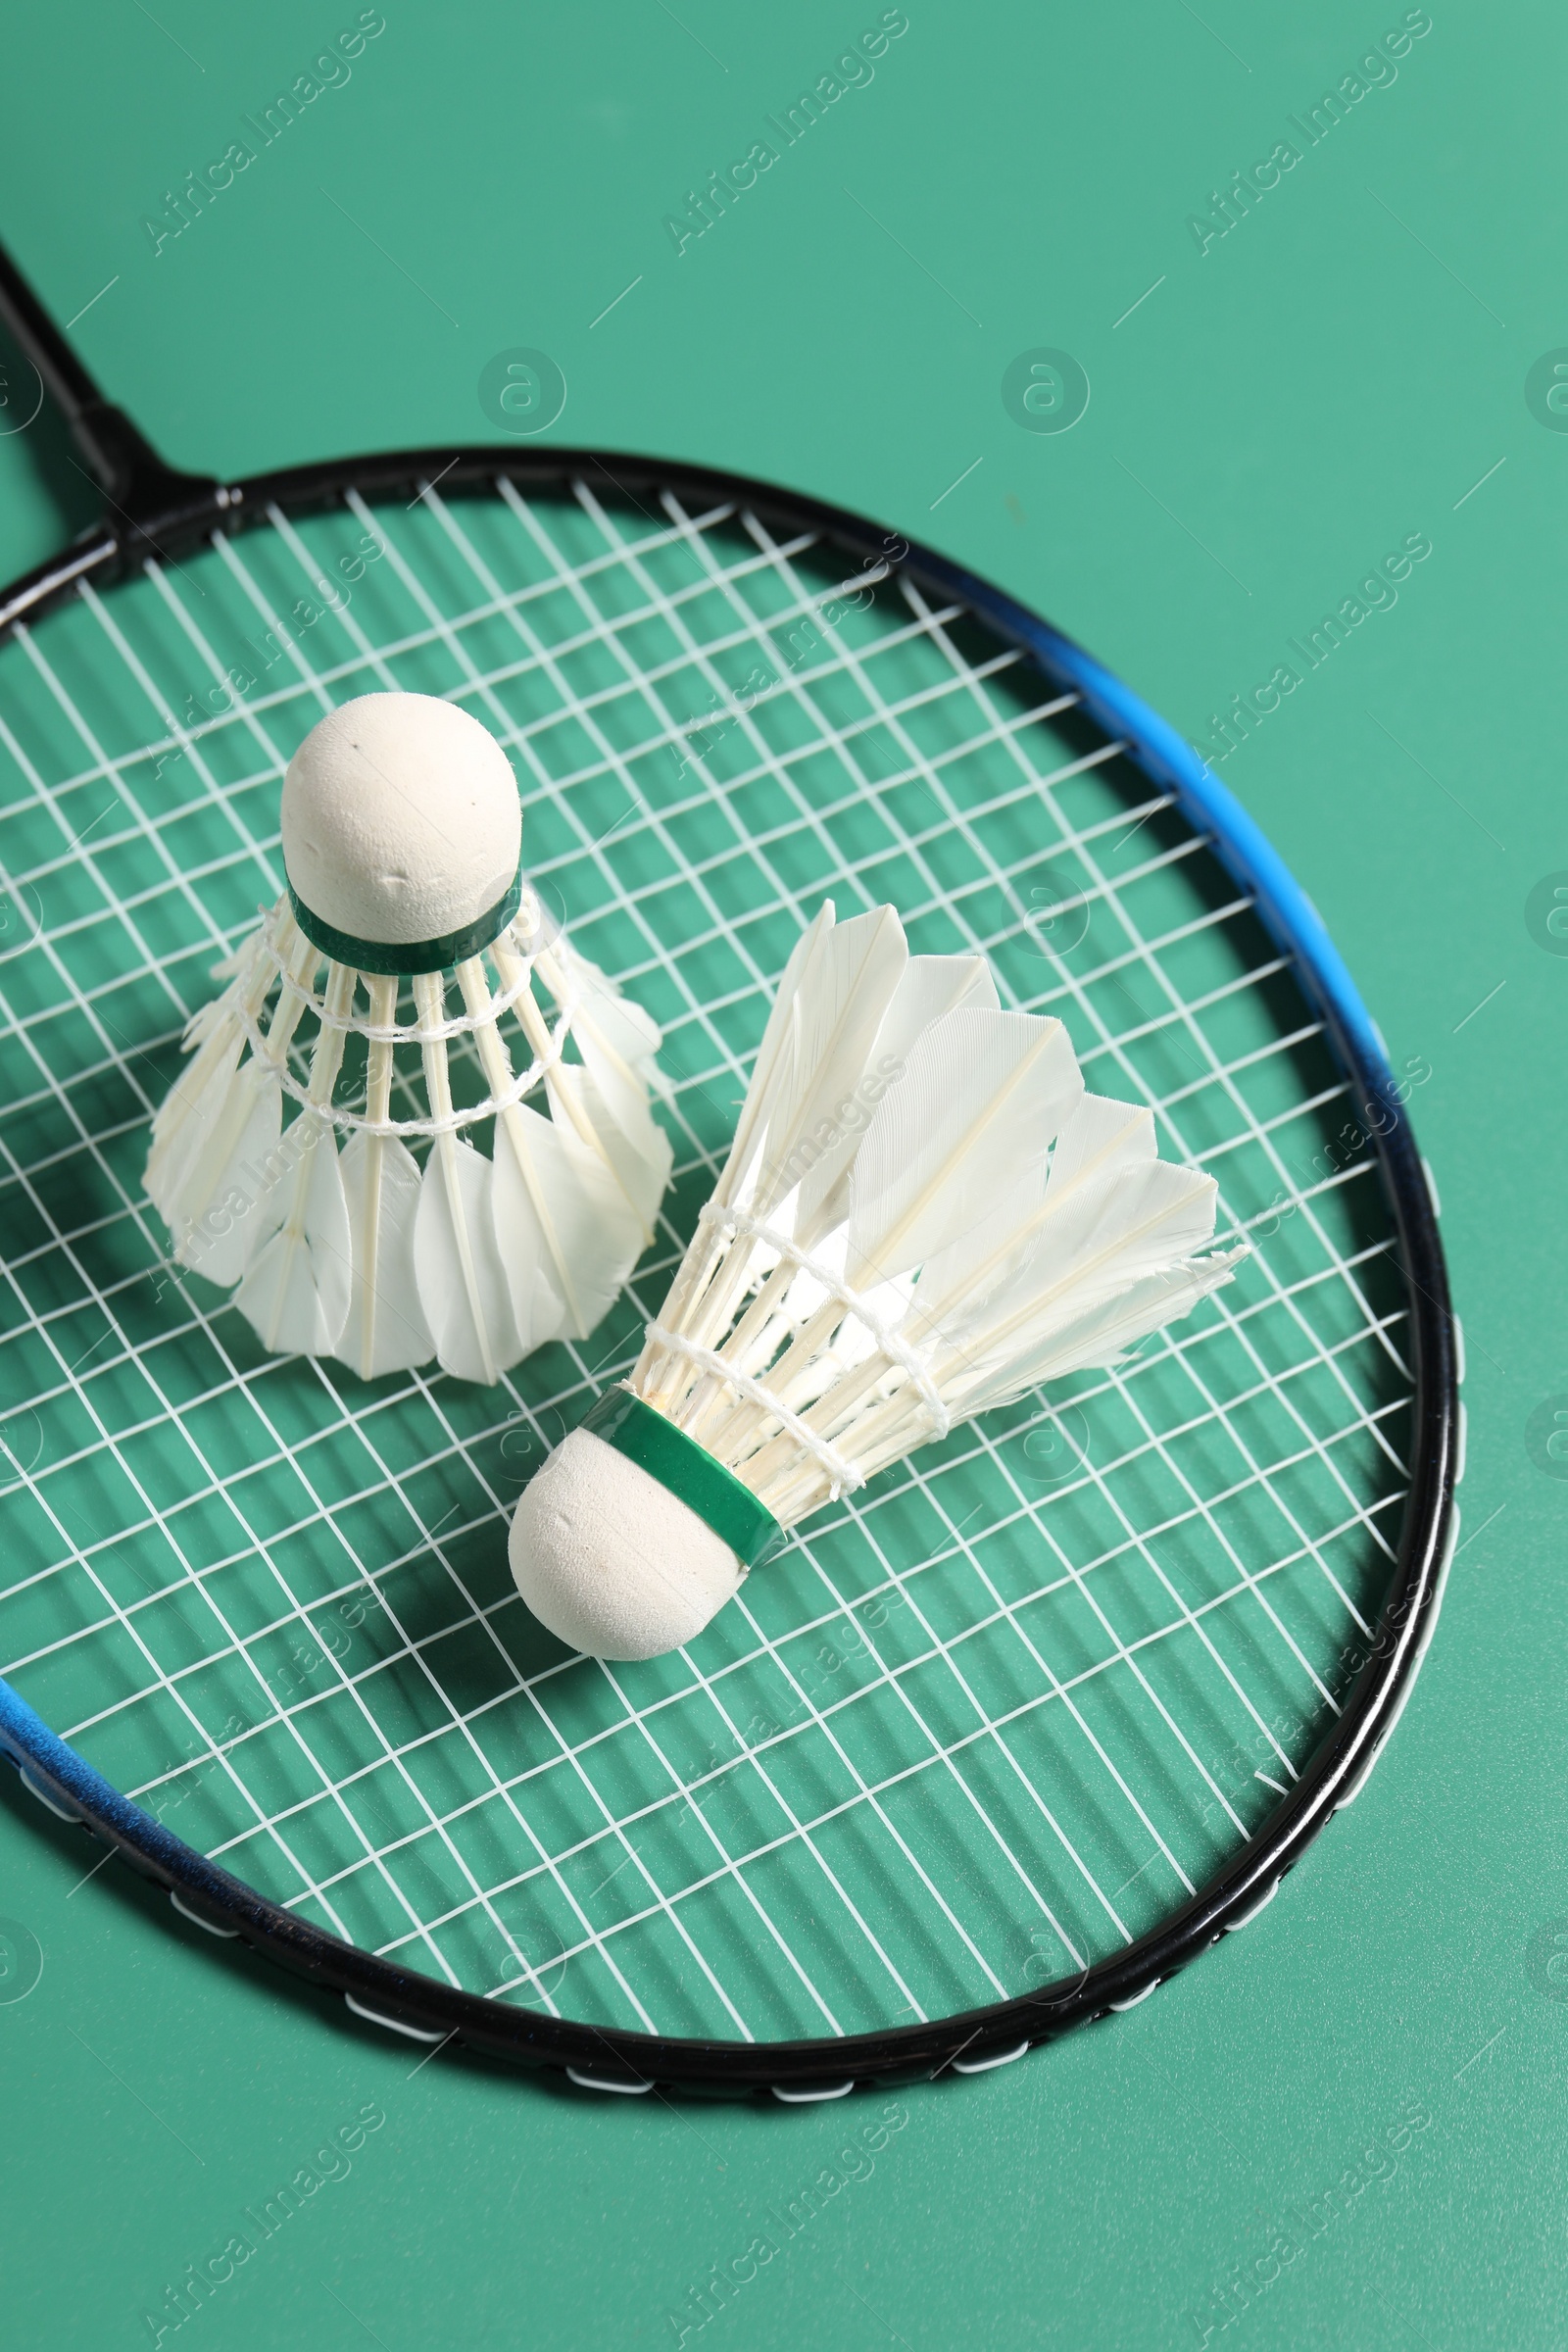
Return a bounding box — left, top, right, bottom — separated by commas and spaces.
0, 238, 222, 547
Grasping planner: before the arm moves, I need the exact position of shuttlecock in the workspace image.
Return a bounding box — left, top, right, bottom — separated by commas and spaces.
511, 900, 1246, 1659
145, 692, 672, 1386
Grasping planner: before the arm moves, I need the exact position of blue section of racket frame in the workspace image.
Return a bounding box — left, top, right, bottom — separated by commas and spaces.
0, 333, 1461, 2089
920, 554, 1393, 1099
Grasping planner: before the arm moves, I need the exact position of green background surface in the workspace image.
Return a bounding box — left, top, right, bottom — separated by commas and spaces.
0, 1, 1561, 2345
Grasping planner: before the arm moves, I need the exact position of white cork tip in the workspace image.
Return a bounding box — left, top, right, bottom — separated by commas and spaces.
281, 692, 521, 950
509, 1428, 745, 1661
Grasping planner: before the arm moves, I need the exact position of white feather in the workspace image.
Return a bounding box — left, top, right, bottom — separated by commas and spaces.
910, 1093, 1157, 1342
1047, 1091, 1155, 1193
232, 1114, 354, 1355
146, 1020, 239, 1219
226, 958, 354, 1348
927, 1160, 1226, 1407
414, 1138, 523, 1386
145, 930, 270, 1202
546, 1061, 671, 1236
572, 1022, 669, 1164
146, 1008, 254, 1228
337, 1129, 432, 1379
556, 946, 675, 1105
152, 929, 316, 1259
795, 953, 997, 1249
725, 904, 908, 1219
712, 905, 830, 1205
847, 1006, 1082, 1285
483, 938, 665, 1245
179, 991, 237, 1056
207, 933, 259, 987
1058, 1156, 1217, 1299
494, 1102, 644, 1346
166, 1067, 282, 1285
954, 1250, 1247, 1409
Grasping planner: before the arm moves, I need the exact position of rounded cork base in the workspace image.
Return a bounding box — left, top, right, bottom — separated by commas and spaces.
509, 1427, 746, 1660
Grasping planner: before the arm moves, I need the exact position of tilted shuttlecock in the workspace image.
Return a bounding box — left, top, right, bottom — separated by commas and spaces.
510, 900, 1247, 1658
145, 692, 672, 1385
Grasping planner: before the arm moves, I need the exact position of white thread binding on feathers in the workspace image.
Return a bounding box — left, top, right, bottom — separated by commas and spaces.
646, 1324, 865, 1502
696, 1200, 952, 1443
231, 914, 581, 1140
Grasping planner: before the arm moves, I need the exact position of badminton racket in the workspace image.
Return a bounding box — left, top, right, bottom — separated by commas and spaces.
0, 239, 1459, 2096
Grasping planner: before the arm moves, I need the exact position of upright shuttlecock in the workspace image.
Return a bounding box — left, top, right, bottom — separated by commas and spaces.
145, 692, 672, 1385
511, 900, 1246, 1658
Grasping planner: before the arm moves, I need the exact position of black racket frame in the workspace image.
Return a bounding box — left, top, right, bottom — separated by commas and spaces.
0, 241, 1458, 2096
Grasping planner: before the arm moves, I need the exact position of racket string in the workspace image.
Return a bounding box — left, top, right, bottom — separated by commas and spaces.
0, 477, 1413, 2036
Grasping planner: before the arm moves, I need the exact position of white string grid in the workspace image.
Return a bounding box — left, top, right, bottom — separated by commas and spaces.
0, 476, 1411, 2041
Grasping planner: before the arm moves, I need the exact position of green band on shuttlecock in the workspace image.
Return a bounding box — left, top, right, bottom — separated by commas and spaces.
581, 1389, 785, 1569
286, 861, 524, 977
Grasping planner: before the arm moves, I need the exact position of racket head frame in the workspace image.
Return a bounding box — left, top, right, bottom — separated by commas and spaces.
0, 244, 1459, 2093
